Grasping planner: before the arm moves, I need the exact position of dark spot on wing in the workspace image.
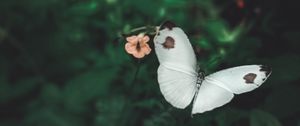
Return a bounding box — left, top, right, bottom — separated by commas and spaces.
162, 36, 175, 49
259, 65, 272, 76
159, 21, 176, 31
243, 73, 257, 84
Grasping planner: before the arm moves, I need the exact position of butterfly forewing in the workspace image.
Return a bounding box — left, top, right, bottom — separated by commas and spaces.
154, 25, 197, 75
205, 65, 272, 94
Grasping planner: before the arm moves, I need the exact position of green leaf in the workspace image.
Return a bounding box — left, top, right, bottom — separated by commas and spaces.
66, 1, 99, 16
250, 109, 281, 126
94, 96, 130, 126
40, 83, 62, 105
264, 85, 300, 118
215, 108, 247, 126
265, 54, 300, 86
134, 98, 163, 109
144, 111, 175, 126
25, 107, 83, 126
63, 66, 119, 112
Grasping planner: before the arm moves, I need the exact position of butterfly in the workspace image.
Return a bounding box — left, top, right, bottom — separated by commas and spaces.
153, 21, 272, 115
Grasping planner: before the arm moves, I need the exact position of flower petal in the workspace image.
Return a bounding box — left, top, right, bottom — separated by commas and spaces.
141, 44, 152, 55
125, 34, 151, 59
133, 51, 145, 58
142, 35, 150, 43
125, 43, 137, 54
126, 36, 138, 44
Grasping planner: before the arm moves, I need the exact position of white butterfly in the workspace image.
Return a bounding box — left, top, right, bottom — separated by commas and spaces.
153, 21, 272, 115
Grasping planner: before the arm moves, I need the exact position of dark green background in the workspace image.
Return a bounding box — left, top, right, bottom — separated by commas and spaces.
0, 0, 299, 126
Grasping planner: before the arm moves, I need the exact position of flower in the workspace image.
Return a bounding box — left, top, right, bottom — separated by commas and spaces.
125, 33, 151, 58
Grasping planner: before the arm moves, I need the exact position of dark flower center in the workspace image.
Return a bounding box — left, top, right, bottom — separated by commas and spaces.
136, 41, 141, 52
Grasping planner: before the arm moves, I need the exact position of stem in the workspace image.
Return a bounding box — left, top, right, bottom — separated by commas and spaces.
119, 25, 159, 39
129, 26, 157, 34
131, 59, 141, 85
130, 26, 148, 33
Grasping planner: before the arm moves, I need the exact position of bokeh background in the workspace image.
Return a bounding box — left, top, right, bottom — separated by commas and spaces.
0, 0, 299, 126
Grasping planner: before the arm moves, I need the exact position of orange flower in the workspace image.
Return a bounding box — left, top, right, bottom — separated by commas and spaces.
125, 33, 151, 58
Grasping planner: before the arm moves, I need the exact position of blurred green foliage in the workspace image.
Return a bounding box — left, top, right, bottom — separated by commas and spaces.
0, 0, 300, 126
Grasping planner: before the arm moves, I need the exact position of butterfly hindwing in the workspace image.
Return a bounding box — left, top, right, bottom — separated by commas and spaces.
191, 79, 234, 114
157, 65, 197, 109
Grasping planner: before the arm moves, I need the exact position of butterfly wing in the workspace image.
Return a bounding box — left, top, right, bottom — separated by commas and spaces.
158, 65, 197, 108
191, 78, 234, 114
192, 65, 272, 114
206, 65, 272, 94
154, 21, 197, 75
154, 21, 198, 108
